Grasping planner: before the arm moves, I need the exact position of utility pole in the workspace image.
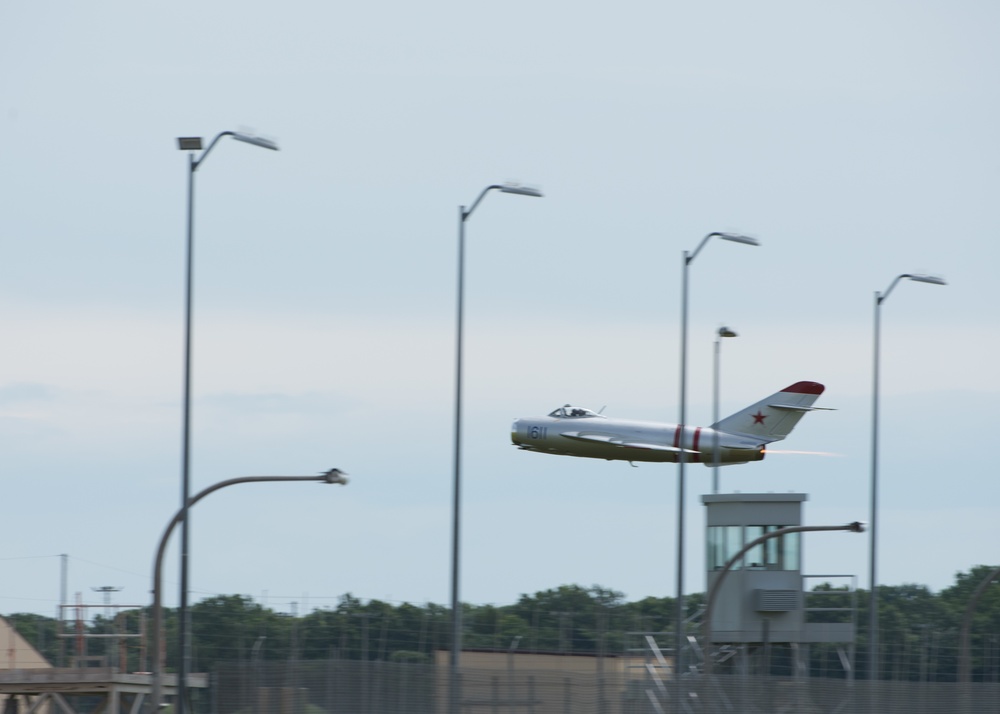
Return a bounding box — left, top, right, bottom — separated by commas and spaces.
91, 586, 123, 668
91, 586, 123, 620
352, 613, 377, 714
59, 555, 68, 666
550, 612, 573, 655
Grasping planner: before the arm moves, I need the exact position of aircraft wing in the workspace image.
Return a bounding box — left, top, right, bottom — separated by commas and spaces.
561, 432, 699, 454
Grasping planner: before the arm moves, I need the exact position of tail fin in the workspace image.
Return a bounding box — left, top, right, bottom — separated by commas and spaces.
712, 381, 826, 443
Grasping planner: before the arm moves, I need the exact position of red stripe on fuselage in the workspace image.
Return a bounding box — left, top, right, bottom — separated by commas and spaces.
692, 427, 702, 463
673, 425, 681, 449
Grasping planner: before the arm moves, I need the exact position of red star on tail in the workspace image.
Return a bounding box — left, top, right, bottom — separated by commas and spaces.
752, 410, 767, 425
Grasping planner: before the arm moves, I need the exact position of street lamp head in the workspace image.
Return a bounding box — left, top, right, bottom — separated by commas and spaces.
688, 230, 761, 263
718, 326, 738, 338
716, 231, 760, 246
848, 520, 866, 533
177, 137, 203, 151
232, 132, 280, 151
880, 272, 947, 302
905, 274, 946, 286
499, 183, 543, 198
320, 468, 348, 485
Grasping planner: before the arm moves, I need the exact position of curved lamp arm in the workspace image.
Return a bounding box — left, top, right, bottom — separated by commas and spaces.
150, 469, 347, 712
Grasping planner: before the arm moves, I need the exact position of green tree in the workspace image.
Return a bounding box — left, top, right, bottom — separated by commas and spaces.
189, 595, 277, 672
4, 613, 60, 664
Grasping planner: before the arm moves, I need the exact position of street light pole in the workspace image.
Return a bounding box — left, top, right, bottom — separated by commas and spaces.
450, 183, 541, 714
676, 233, 758, 689
711, 327, 737, 494
868, 273, 945, 686
149, 469, 346, 714
175, 131, 278, 714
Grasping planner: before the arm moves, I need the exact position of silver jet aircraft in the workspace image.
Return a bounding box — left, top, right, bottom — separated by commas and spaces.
511, 381, 827, 465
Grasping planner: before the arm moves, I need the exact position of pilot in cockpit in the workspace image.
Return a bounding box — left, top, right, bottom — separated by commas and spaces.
549, 405, 596, 418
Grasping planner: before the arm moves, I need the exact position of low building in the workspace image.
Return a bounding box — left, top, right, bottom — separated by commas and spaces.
0, 617, 50, 671
434, 648, 671, 714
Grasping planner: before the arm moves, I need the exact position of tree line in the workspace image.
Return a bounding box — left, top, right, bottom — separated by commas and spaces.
6, 565, 1000, 681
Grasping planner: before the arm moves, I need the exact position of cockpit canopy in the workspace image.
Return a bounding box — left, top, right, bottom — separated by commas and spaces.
548, 404, 603, 419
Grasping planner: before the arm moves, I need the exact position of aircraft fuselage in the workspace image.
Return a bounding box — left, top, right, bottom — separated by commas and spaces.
511, 415, 765, 464
511, 382, 826, 465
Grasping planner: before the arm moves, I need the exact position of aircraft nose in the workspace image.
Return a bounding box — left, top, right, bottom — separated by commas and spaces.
510, 419, 521, 444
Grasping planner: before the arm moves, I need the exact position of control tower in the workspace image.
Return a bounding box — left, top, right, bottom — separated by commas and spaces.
702, 492, 856, 675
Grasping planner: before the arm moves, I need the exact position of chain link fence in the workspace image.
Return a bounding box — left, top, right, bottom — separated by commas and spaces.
210, 658, 1000, 714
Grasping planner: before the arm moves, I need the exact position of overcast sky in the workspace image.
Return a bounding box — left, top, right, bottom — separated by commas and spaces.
1, 1, 998, 620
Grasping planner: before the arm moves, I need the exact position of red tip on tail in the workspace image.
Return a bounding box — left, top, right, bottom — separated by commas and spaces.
782, 381, 824, 395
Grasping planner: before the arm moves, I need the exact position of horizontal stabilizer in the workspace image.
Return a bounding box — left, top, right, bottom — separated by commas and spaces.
769, 403, 828, 412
